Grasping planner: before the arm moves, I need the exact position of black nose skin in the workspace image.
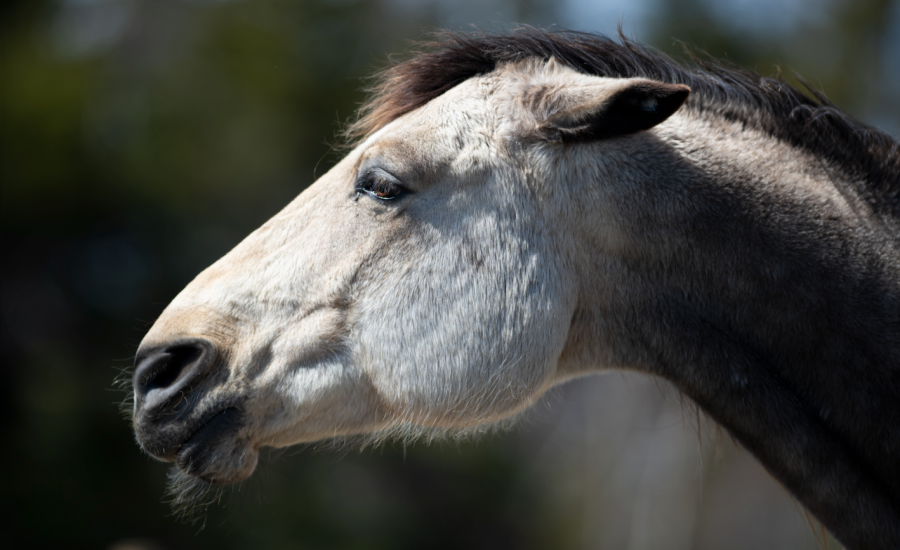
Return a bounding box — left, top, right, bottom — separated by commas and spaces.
132, 338, 216, 460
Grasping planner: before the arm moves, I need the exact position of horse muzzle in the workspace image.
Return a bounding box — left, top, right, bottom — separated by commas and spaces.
131, 338, 252, 481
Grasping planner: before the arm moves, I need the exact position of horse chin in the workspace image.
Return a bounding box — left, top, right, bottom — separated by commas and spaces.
174, 407, 258, 484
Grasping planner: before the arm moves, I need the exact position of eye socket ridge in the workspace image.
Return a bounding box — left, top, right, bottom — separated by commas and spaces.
356, 168, 407, 201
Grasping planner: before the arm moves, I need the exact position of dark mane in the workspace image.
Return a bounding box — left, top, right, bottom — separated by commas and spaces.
346, 28, 899, 218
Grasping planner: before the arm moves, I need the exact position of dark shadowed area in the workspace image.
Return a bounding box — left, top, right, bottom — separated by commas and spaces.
2, 0, 896, 548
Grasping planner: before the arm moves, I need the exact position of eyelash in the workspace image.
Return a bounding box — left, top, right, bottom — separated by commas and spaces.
356, 169, 405, 201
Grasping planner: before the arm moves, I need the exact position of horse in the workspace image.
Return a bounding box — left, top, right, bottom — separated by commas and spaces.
129, 29, 900, 548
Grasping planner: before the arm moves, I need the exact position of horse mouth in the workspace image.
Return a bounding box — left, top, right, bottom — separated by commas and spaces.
174, 407, 255, 483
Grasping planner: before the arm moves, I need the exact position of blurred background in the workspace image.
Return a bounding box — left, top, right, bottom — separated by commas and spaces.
2, 0, 897, 548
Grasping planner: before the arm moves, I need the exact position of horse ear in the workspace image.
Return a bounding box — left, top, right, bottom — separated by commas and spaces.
536, 77, 690, 143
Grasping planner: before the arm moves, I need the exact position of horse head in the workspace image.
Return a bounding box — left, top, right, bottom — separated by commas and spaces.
132, 57, 688, 484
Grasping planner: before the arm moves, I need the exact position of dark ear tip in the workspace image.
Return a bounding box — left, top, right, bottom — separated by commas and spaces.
659, 83, 690, 111
665, 83, 691, 100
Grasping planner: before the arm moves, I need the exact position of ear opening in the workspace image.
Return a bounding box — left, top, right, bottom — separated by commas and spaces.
541, 80, 690, 143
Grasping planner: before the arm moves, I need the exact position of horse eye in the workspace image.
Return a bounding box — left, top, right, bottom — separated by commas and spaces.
357, 169, 404, 200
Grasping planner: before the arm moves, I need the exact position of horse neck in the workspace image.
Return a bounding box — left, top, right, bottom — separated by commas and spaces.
569, 113, 900, 548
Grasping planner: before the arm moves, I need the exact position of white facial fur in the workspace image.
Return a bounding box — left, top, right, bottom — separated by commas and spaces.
137, 60, 672, 481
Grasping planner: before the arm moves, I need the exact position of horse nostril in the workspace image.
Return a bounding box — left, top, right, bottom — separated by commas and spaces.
133, 339, 215, 403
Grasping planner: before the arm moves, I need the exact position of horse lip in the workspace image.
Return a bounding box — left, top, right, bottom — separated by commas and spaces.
133, 394, 216, 462
175, 407, 244, 479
